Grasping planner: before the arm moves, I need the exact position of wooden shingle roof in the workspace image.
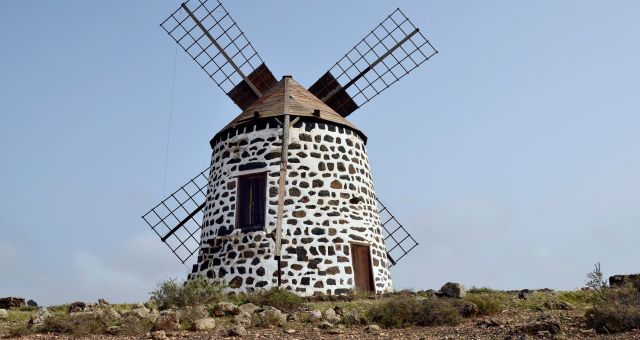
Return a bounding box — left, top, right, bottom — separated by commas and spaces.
215, 77, 366, 141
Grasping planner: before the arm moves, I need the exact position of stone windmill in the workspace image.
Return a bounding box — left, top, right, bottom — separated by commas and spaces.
143, 0, 437, 296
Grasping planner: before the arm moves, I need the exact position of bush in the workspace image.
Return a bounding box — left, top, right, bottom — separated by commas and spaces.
245, 287, 303, 312
464, 291, 509, 315
586, 284, 640, 334
150, 276, 225, 310
467, 287, 497, 294
367, 296, 462, 328
40, 314, 105, 335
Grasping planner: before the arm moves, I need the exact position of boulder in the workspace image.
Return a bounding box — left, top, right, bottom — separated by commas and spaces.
0, 309, 7, 321
440, 282, 466, 298
518, 289, 531, 300
323, 308, 341, 323
194, 317, 216, 331
234, 311, 252, 327
28, 307, 52, 327
253, 306, 286, 327
460, 301, 479, 317
68, 301, 86, 313
213, 302, 239, 316
342, 309, 363, 325
125, 305, 157, 321
26, 300, 38, 307
177, 305, 208, 323
308, 309, 322, 322
318, 321, 334, 329
154, 311, 179, 331
92, 306, 121, 322
0, 297, 25, 309
229, 325, 247, 336
98, 298, 109, 306
238, 303, 259, 315
609, 274, 640, 287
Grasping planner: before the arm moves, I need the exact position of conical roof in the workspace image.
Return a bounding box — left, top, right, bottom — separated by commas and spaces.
214, 77, 366, 141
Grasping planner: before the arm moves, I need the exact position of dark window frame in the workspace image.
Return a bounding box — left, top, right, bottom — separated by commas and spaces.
235, 171, 267, 231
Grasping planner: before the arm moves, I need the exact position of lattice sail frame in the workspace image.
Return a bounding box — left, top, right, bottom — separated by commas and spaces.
309, 8, 438, 117
377, 198, 419, 267
161, 0, 276, 110
142, 168, 210, 264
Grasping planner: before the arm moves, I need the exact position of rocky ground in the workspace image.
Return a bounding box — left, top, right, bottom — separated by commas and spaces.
1, 285, 639, 339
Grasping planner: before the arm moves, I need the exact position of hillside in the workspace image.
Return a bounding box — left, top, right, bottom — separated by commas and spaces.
2, 278, 640, 339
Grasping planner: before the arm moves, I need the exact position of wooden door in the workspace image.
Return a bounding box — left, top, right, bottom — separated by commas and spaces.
351, 243, 374, 292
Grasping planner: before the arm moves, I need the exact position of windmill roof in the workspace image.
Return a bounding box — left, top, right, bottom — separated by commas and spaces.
214, 77, 366, 142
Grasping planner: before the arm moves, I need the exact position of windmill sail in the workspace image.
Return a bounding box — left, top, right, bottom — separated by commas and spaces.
309, 8, 438, 117
142, 168, 210, 264
161, 0, 277, 110
377, 198, 419, 267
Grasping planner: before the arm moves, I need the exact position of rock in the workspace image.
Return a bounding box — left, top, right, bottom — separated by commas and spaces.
318, 321, 334, 329
106, 325, 121, 334
28, 307, 52, 327
238, 303, 259, 315
323, 308, 341, 323
93, 306, 121, 322
460, 301, 479, 317
518, 289, 532, 300
154, 311, 179, 331
327, 327, 345, 334
0, 309, 7, 321
333, 306, 344, 316
125, 305, 158, 322
98, 298, 109, 305
26, 300, 38, 307
234, 311, 252, 327
214, 301, 239, 316
440, 282, 466, 298
308, 309, 322, 322
253, 306, 286, 326
518, 320, 562, 335
0, 297, 25, 309
609, 273, 640, 287
194, 317, 216, 331
342, 309, 362, 325
229, 325, 247, 336
177, 305, 208, 323
152, 330, 167, 340
284, 328, 296, 334
365, 324, 380, 333
68, 301, 86, 313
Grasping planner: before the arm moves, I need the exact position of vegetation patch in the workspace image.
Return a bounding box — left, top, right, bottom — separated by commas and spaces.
586, 284, 640, 334
149, 276, 226, 310
367, 296, 462, 328
245, 287, 303, 312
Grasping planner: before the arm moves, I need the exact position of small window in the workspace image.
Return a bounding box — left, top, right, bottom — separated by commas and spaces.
236, 172, 267, 229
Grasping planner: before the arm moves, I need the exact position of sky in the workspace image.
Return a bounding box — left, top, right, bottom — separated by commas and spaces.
1, 1, 639, 306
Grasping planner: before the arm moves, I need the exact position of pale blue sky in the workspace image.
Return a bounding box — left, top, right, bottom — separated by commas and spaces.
1, 1, 639, 305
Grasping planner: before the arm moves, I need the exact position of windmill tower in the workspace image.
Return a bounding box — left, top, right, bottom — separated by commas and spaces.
143, 0, 437, 296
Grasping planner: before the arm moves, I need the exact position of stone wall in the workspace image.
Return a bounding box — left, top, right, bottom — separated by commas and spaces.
191, 118, 393, 295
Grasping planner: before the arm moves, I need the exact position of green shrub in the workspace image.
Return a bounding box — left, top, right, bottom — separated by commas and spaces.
367, 296, 462, 328
465, 291, 510, 315
467, 287, 497, 294
40, 314, 105, 335
245, 287, 303, 312
150, 276, 226, 309
586, 284, 640, 334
